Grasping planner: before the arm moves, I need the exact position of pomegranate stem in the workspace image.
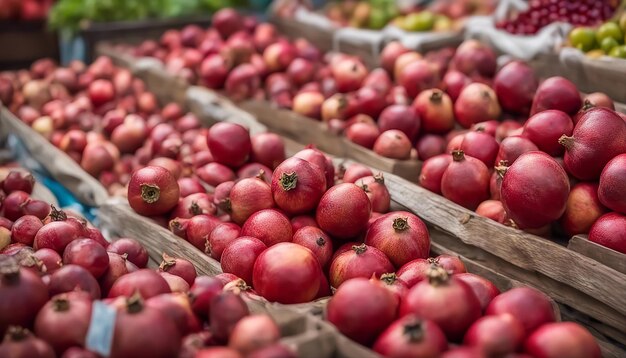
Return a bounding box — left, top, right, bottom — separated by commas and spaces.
140, 183, 161, 204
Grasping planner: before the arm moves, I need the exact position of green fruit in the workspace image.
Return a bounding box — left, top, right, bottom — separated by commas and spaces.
596, 22, 623, 45
609, 45, 626, 58
601, 37, 619, 53
402, 11, 435, 32
368, 9, 388, 30
619, 13, 626, 34
569, 27, 597, 52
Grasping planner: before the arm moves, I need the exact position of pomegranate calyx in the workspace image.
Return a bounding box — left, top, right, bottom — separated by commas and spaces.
429, 90, 443, 103
159, 253, 176, 270
451, 150, 465, 162
558, 135, 575, 149
316, 237, 326, 247
15, 250, 45, 273
204, 239, 212, 255
219, 198, 232, 212
392, 217, 410, 232
126, 292, 145, 314
52, 297, 70, 312
581, 99, 595, 112
48, 204, 67, 221
426, 264, 450, 286
495, 161, 509, 179
256, 169, 267, 182
359, 183, 370, 193
403, 318, 426, 342
380, 273, 398, 285
351, 243, 368, 255
140, 183, 161, 204
224, 278, 251, 294
0, 256, 20, 283
279, 172, 298, 191
189, 201, 203, 215
373, 172, 385, 184
4, 326, 32, 342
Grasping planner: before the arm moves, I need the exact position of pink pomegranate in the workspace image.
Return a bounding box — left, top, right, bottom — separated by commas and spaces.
493, 61, 538, 115
460, 130, 500, 167
398, 60, 440, 98
413, 89, 455, 134
441, 150, 491, 210
380, 41, 410, 75
501, 151, 569, 229
588, 213, 626, 254
378, 104, 421, 141
452, 40, 497, 78
495, 136, 538, 165
561, 183, 608, 236
454, 83, 501, 128
598, 154, 626, 214
531, 77, 582, 116
416, 135, 446, 160
419, 154, 453, 195
442, 70, 470, 102
373, 130, 413, 160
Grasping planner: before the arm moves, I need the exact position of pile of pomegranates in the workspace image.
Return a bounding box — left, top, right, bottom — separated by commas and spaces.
0, 169, 295, 358
327, 262, 601, 358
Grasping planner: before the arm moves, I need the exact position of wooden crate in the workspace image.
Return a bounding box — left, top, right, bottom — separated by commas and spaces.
0, 106, 109, 207
0, 20, 59, 69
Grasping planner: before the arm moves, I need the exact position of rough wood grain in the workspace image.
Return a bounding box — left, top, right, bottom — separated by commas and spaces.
383, 172, 626, 317
568, 235, 626, 275
0, 107, 109, 207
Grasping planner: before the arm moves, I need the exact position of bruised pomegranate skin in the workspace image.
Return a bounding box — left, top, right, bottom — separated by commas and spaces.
524, 322, 601, 358
327, 278, 398, 345
501, 152, 570, 229
561, 183, 608, 236
364, 212, 430, 268
485, 287, 555, 335
588, 212, 626, 254
454, 273, 500, 312
271, 157, 326, 215
373, 315, 448, 357
400, 265, 481, 341
523, 110, 573, 156
329, 243, 394, 288
419, 154, 452, 195
441, 150, 490, 210
493, 61, 538, 115
598, 154, 626, 214
530, 76, 582, 116
252, 242, 321, 304
316, 183, 371, 240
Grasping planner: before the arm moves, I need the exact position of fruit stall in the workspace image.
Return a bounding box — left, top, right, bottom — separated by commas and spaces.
1, 1, 626, 357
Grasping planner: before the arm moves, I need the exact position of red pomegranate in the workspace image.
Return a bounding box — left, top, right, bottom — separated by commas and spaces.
378, 104, 421, 142
454, 273, 500, 312
271, 157, 326, 215
221, 237, 267, 284
413, 89, 455, 134
396, 258, 430, 288
316, 183, 371, 240
292, 226, 333, 268
34, 293, 92, 354
441, 150, 491, 210
524, 322, 601, 358
229, 177, 274, 225
127, 166, 180, 216
501, 152, 570, 229
451, 40, 497, 78
463, 314, 525, 356
206, 122, 251, 168
476, 200, 508, 224
207, 223, 241, 260
326, 278, 398, 345
523, 110, 573, 156
495, 136, 538, 165
373, 130, 413, 160
241, 209, 292, 247
598, 153, 626, 214
485, 287, 555, 335
460, 130, 500, 167
419, 154, 453, 195
373, 315, 448, 357
380, 41, 410, 75
364, 211, 430, 268
416, 134, 446, 160
442, 70, 470, 102
531, 77, 582, 116
400, 265, 481, 341
355, 174, 391, 213
493, 61, 538, 115
454, 83, 501, 128
329, 243, 394, 288
588, 212, 626, 254
108, 269, 171, 299
252, 243, 321, 303
398, 60, 440, 98
561, 183, 608, 236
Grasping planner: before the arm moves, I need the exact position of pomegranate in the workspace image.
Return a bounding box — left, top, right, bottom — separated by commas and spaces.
3, 171, 34, 194
346, 122, 380, 149
329, 243, 394, 288
525, 322, 601, 358
0, 326, 55, 358
292, 226, 333, 268
598, 153, 626, 214
220, 236, 266, 285
33, 220, 80, 254
146, 293, 201, 335
34, 293, 92, 354
441, 150, 490, 210
364, 212, 430, 268
159, 253, 197, 286
495, 136, 538, 165
375, 273, 409, 301
229, 315, 281, 355
127, 166, 180, 216
88, 79, 115, 106
419, 154, 453, 195
460, 130, 500, 167
0, 256, 48, 336
464, 314, 525, 356
292, 91, 324, 119
493, 61, 539, 115
225, 64, 260, 101
263, 42, 296, 73
196, 347, 243, 358
111, 295, 181, 358
321, 93, 349, 121
108, 269, 171, 299
10, 215, 42, 246
271, 157, 326, 215
378, 104, 421, 141
252, 242, 321, 303
199, 54, 229, 89
501, 152, 569, 229
107, 238, 149, 268
455, 273, 500, 312
228, 177, 274, 225
588, 212, 626, 254
316, 183, 371, 239
100, 252, 136, 296
413, 89, 455, 134
355, 174, 391, 213
531, 77, 582, 116
362, 68, 393, 95
452, 40, 497, 78
327, 278, 398, 345
342, 163, 373, 183
240, 209, 292, 247
207, 122, 251, 168
3, 191, 31, 221
561, 183, 607, 236
48, 265, 101, 300
373, 315, 448, 357
158, 273, 188, 295
212, 8, 244, 38
250, 133, 285, 169
476, 200, 508, 224
400, 265, 481, 341
189, 276, 223, 320
210, 291, 249, 343
33, 248, 62, 274
207, 223, 241, 261
196, 162, 236, 187
373, 130, 413, 160
393, 52, 422, 81
290, 215, 318, 232
398, 60, 440, 99
332, 57, 368, 93
523, 110, 573, 156
417, 135, 446, 160
442, 70, 470, 102
486, 287, 555, 335
380, 41, 410, 75
63, 238, 109, 278
454, 83, 501, 128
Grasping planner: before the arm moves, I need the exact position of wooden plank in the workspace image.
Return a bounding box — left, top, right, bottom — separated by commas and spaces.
383, 172, 626, 317
568, 235, 626, 275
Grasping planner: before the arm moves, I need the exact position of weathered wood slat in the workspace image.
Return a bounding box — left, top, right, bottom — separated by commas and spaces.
568, 235, 626, 275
